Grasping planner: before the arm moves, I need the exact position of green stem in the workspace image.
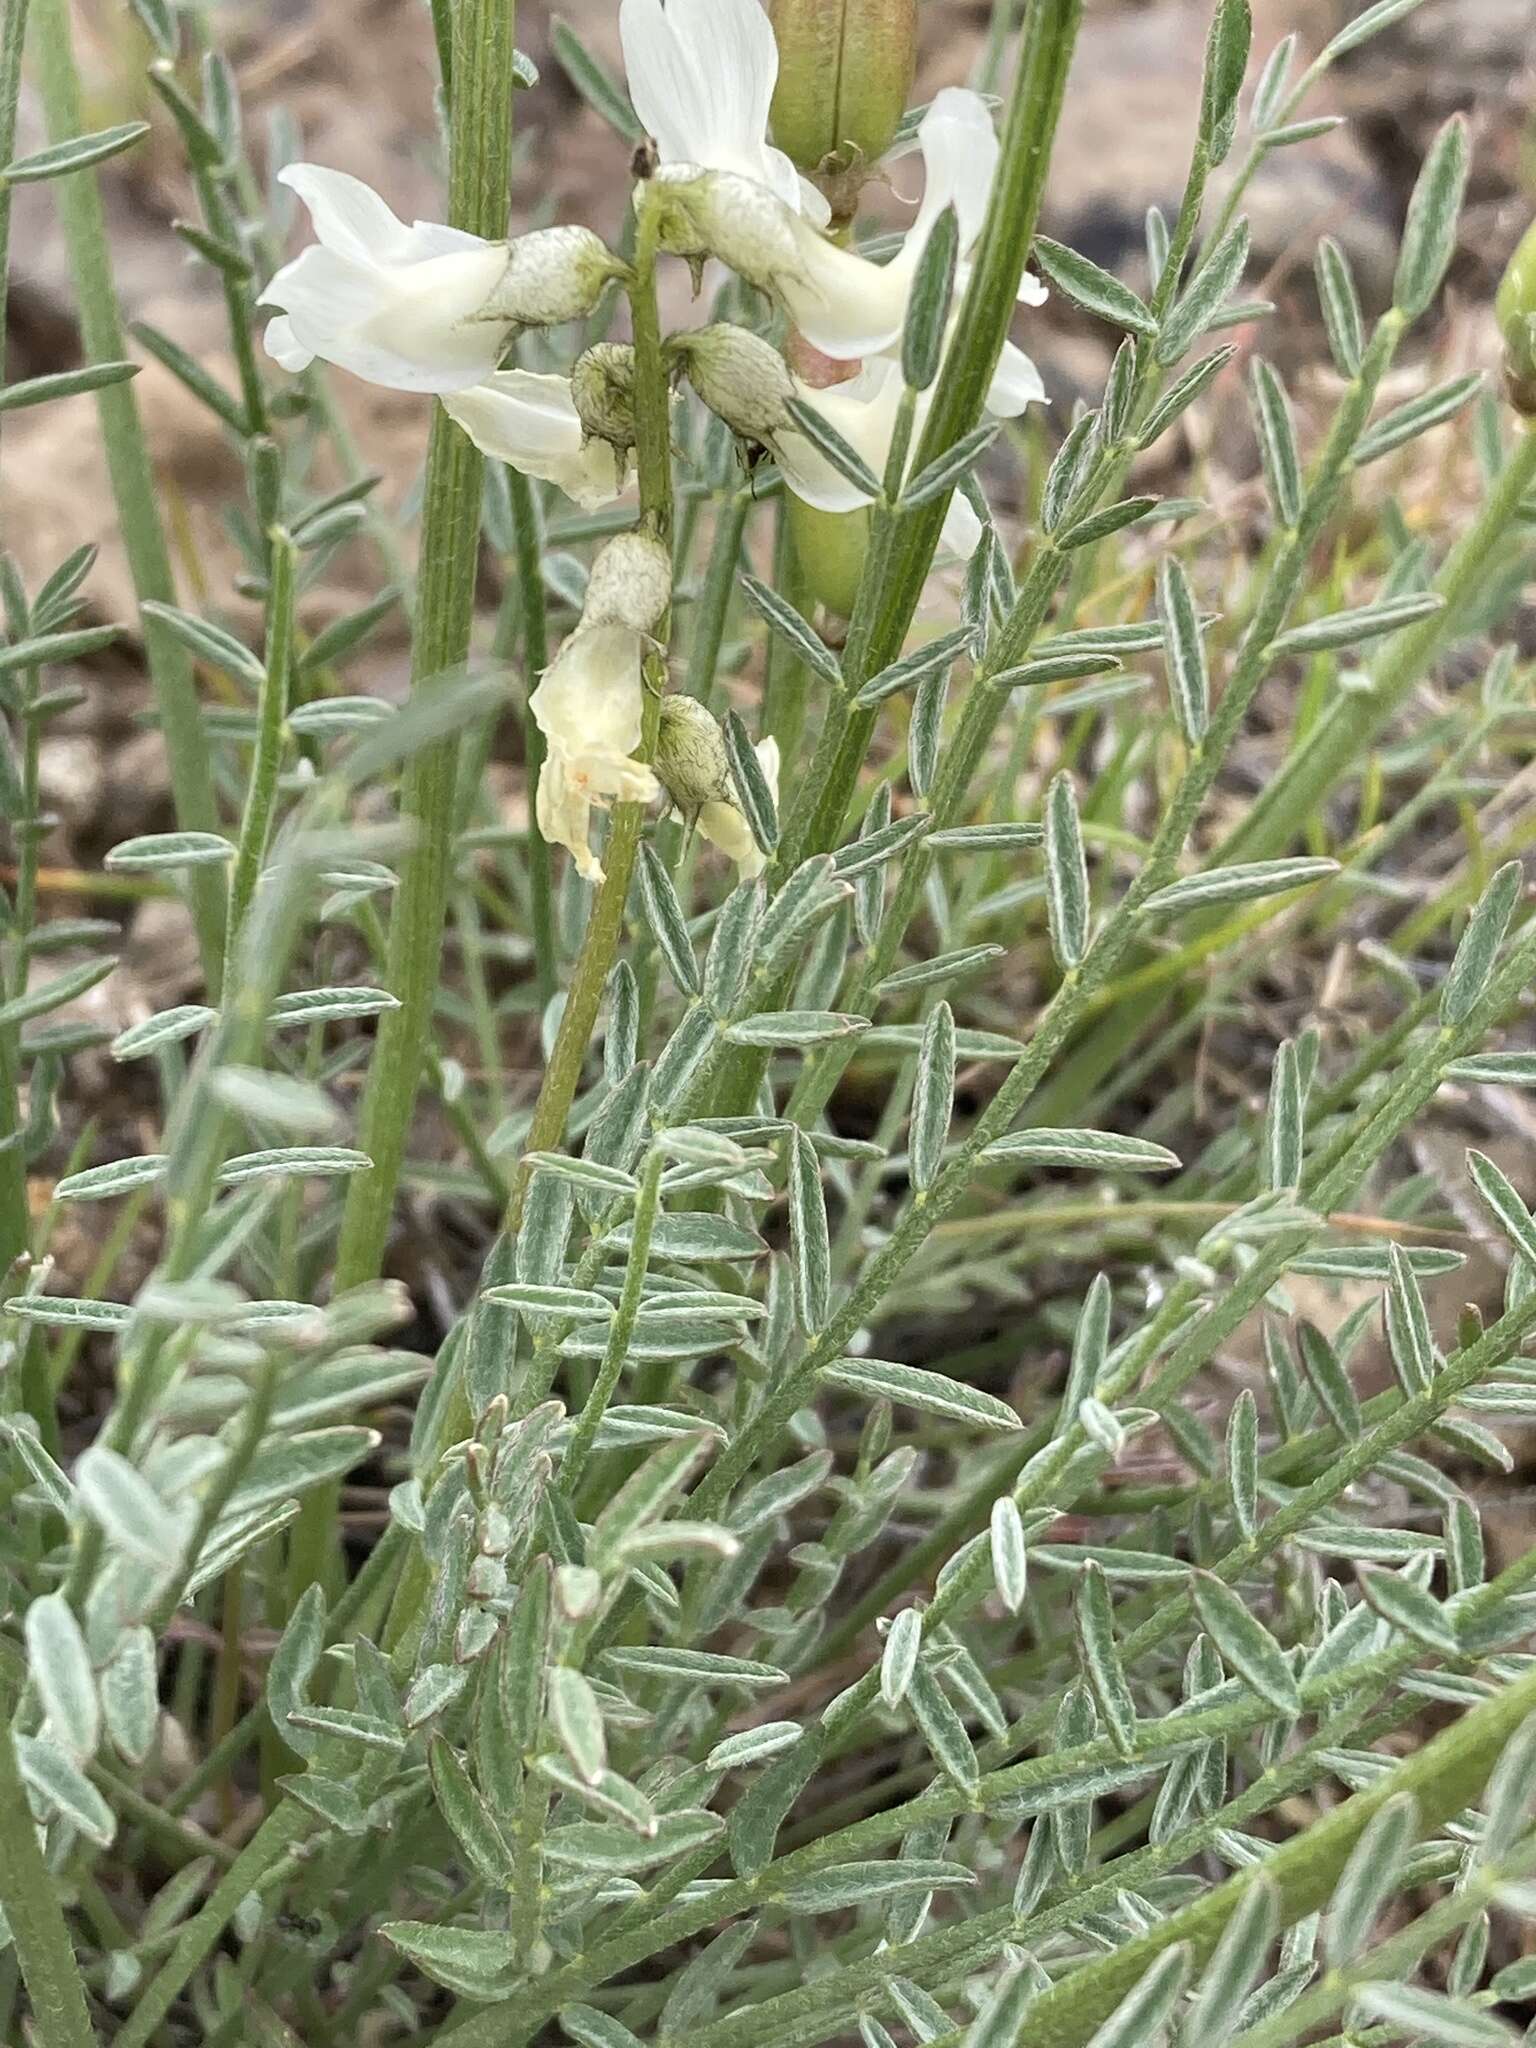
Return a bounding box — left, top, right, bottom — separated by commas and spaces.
506, 465, 557, 1007
155, 1343, 283, 1633
531, 902, 1536, 1929
1035, 543, 1532, 1134
561, 1145, 664, 1498
330, 0, 517, 1294
761, 509, 813, 761
777, 0, 1084, 874
0, 1021, 31, 1307
597, 673, 1491, 1734
510, 1764, 547, 1965
780, 138, 1231, 1142
685, 1686, 1431, 2048
224, 530, 294, 971
1226, 1850, 1536, 2048
0, 1717, 97, 2048
686, 483, 750, 708
815, 1277, 1202, 1662
708, 0, 1084, 1127
161, 1522, 411, 1824
191, 159, 268, 439
0, 0, 26, 371
619, 746, 1536, 1866
1004, 1662, 1536, 2048
436, 1534, 1536, 2047
92, 1758, 237, 1871
57, 803, 332, 1618
784, 1049, 1536, 1799
115, 1815, 313, 2048
0, 0, 36, 1289
0, 7, 59, 1279
1215, 421, 1536, 867
30, 0, 227, 987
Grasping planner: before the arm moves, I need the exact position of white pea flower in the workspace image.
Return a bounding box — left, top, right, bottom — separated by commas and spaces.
699, 736, 779, 879
773, 357, 1000, 560
441, 372, 631, 509
532, 625, 659, 883
641, 80, 1045, 404
670, 322, 1040, 563
260, 165, 624, 395
777, 88, 1016, 360
529, 533, 672, 882
619, 0, 829, 221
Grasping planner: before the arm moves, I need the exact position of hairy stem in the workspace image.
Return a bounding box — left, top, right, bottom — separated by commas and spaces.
0, 0, 34, 1283
331, 0, 518, 1292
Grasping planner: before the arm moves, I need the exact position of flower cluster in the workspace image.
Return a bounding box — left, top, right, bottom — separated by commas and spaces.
259, 0, 1044, 877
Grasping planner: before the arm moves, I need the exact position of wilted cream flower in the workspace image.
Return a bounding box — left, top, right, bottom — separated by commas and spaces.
653, 698, 775, 878
490, 225, 630, 329
533, 626, 659, 883
648, 162, 805, 294
260, 165, 624, 394
653, 696, 776, 878
529, 532, 673, 881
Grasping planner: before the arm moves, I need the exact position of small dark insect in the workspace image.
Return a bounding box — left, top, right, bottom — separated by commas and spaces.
738, 439, 775, 497
631, 137, 659, 180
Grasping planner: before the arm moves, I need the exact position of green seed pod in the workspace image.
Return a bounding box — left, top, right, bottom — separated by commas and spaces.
769, 0, 917, 205
668, 324, 796, 442
654, 694, 733, 814
787, 495, 870, 620
1496, 217, 1536, 416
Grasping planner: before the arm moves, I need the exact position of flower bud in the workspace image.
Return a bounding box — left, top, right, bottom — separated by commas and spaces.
580, 531, 673, 637
571, 342, 639, 467
1497, 218, 1536, 416
769, 0, 917, 201
653, 693, 733, 813
486, 224, 629, 332
668, 324, 796, 441
787, 496, 869, 619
